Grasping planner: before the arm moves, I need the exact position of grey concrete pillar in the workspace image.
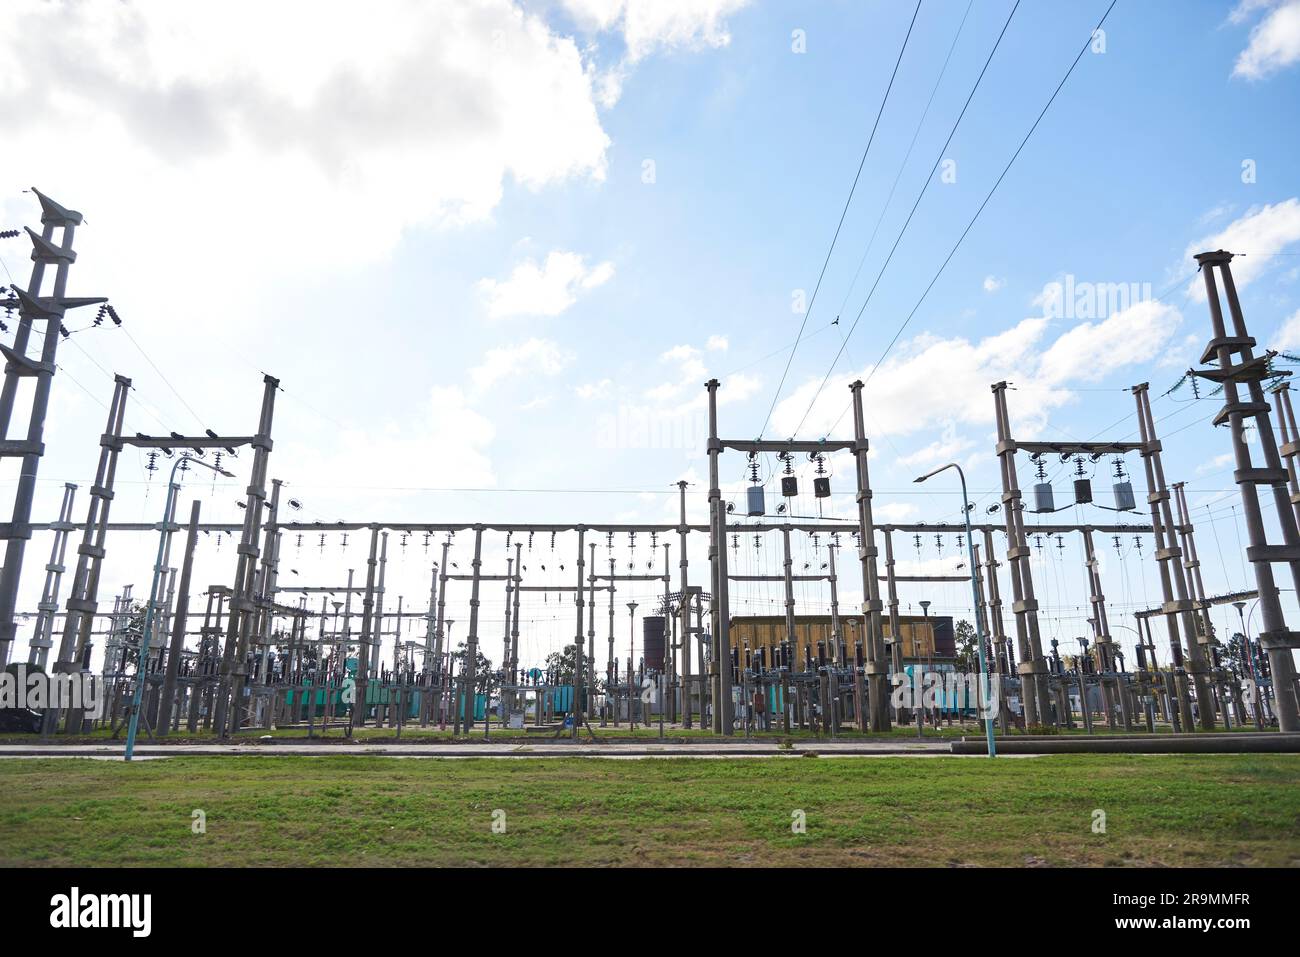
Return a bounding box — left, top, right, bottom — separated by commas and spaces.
849, 381, 890, 730
1191, 250, 1300, 731
992, 381, 1049, 725
215, 375, 279, 736
27, 483, 77, 669
705, 379, 733, 734
157, 499, 201, 735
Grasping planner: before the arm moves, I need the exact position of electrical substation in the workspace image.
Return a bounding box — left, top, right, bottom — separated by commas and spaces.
2, 189, 1298, 752
0, 191, 1294, 748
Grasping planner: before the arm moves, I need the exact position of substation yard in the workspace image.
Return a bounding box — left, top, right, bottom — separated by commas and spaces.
1, 754, 1297, 868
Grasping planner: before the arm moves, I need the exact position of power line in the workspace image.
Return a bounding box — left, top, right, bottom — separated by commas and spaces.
830, 0, 976, 329
848, 0, 1118, 411
757, 0, 924, 439
116, 325, 209, 431
790, 0, 1027, 436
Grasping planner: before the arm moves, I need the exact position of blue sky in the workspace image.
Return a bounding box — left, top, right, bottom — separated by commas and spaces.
3, 0, 1300, 671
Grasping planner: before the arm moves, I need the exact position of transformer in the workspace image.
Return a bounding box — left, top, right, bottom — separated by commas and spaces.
813, 476, 831, 498
781, 475, 798, 497
1113, 480, 1136, 511
1073, 478, 1093, 505
1033, 482, 1055, 513
746, 485, 765, 516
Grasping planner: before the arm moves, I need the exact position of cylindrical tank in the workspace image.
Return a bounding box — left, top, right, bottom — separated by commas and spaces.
1033, 482, 1055, 512
642, 616, 666, 672
746, 485, 765, 516
1113, 481, 1136, 511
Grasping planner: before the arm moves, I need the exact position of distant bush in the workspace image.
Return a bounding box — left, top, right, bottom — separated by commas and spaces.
1024, 724, 1057, 736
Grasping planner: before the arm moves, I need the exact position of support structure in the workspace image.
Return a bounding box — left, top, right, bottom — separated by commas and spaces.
1192, 249, 1300, 731
0, 190, 105, 668
1134, 383, 1214, 730
27, 483, 77, 669
994, 380, 1157, 728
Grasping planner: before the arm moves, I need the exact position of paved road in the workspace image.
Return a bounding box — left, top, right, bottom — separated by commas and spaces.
0, 739, 963, 760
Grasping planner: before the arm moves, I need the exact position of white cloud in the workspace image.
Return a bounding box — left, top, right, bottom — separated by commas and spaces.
875, 502, 920, 523
645, 344, 708, 402
896, 421, 975, 469
772, 299, 1183, 440
0, 1, 613, 318
277, 384, 496, 509
1273, 308, 1300, 350
706, 334, 730, 351
1232, 0, 1300, 79
1185, 198, 1300, 297
772, 318, 1049, 440
575, 378, 613, 400
469, 337, 572, 389
560, 0, 752, 63
1196, 452, 1234, 475
1036, 300, 1182, 385
982, 275, 1004, 293
478, 250, 615, 318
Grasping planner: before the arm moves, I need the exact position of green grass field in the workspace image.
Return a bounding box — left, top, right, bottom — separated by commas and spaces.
2, 754, 1298, 867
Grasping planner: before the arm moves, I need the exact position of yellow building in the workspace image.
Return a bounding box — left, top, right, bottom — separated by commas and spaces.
727, 614, 955, 666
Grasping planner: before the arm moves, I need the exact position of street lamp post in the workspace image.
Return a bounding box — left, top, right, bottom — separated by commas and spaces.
1233, 600, 1265, 730
914, 463, 997, 758
125, 454, 234, 761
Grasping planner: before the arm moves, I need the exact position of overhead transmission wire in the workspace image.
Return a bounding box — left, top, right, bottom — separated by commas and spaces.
789, 0, 1027, 437
756, 0, 924, 439
805, 0, 1121, 438
0, 250, 190, 438
830, 0, 976, 330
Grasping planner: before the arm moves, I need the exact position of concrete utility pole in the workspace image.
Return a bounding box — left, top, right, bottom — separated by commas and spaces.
47, 376, 129, 734
704, 380, 734, 734
1274, 383, 1300, 532
587, 542, 597, 726
992, 382, 1049, 726
27, 483, 77, 669
214, 374, 279, 737
510, 541, 522, 699
0, 190, 105, 669
572, 528, 586, 739
882, 530, 906, 725
607, 556, 616, 723
1192, 249, 1300, 731
349, 525, 380, 731
1134, 383, 1212, 731
850, 381, 890, 731
627, 601, 638, 726
1081, 528, 1119, 729
662, 541, 673, 722
981, 528, 1013, 707
676, 480, 692, 728
461, 527, 485, 735
253, 480, 284, 720
157, 499, 201, 735
827, 538, 844, 717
